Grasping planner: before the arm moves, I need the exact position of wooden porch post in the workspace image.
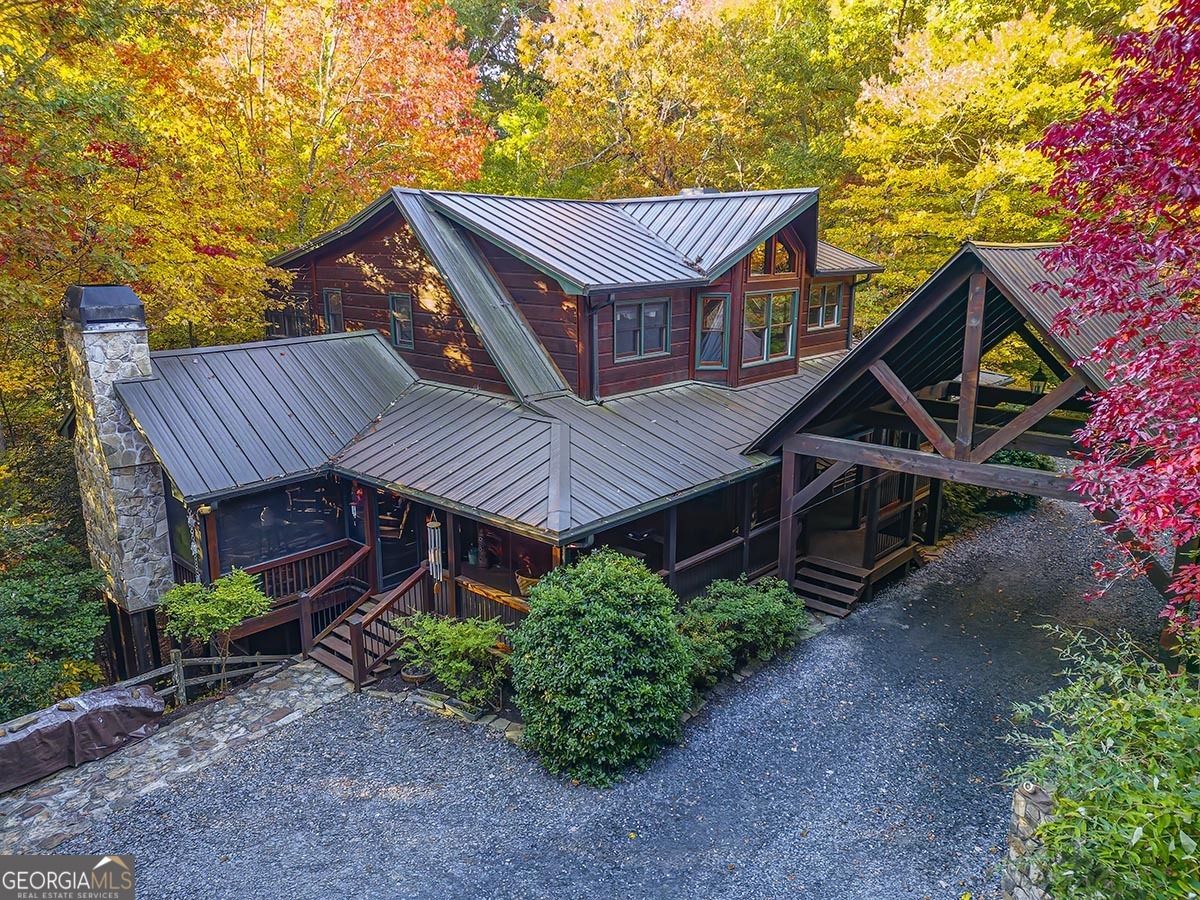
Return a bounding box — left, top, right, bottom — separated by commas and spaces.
444, 512, 459, 617
664, 507, 678, 589
901, 434, 919, 551
849, 465, 864, 529
740, 481, 753, 573
778, 450, 800, 586
925, 479, 944, 544
204, 511, 220, 583
955, 272, 988, 459
363, 489, 379, 594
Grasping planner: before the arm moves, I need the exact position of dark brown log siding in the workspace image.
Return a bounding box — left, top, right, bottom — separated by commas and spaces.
303, 211, 511, 394
596, 286, 693, 396
473, 238, 581, 394
800, 276, 854, 355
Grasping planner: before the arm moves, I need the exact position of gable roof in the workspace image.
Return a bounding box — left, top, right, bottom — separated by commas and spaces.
116, 332, 417, 502
749, 241, 1105, 453
271, 187, 834, 296
334, 351, 844, 541
815, 240, 885, 276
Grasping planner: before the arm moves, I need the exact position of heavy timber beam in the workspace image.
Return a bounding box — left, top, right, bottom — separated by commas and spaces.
947, 383, 1093, 415
1014, 322, 1073, 382
785, 459, 854, 517
869, 360, 955, 458
920, 399, 1082, 436
970, 374, 1087, 462
955, 273, 988, 458
783, 433, 1077, 501
860, 409, 1080, 458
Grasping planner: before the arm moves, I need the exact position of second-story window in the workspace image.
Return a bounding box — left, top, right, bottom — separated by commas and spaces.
614, 299, 669, 361
322, 288, 344, 333
743, 290, 796, 365
389, 293, 414, 349
807, 283, 843, 329
747, 235, 800, 278
696, 294, 729, 368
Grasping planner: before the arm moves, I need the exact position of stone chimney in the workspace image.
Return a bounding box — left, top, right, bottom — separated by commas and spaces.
63, 286, 173, 640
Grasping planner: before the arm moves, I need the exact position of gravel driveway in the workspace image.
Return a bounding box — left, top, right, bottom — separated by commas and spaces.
60, 501, 1162, 900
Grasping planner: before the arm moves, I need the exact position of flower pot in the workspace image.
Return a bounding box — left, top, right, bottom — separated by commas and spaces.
400, 663, 432, 685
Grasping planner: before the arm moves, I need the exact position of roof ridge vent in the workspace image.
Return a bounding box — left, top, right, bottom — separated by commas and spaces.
678, 187, 720, 196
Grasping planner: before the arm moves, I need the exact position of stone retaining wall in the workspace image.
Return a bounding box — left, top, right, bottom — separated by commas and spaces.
1002, 782, 1054, 900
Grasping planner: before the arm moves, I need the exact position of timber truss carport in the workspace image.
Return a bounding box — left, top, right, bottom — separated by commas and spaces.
751, 241, 1179, 617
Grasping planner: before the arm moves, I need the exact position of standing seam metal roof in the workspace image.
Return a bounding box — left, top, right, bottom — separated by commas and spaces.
116, 332, 417, 501
334, 351, 844, 539
392, 191, 571, 402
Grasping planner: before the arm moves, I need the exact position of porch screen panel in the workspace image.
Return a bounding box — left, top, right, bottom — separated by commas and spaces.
215, 478, 344, 573
675, 485, 741, 562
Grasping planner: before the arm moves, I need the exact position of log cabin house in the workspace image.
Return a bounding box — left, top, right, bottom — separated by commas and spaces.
68, 187, 1138, 685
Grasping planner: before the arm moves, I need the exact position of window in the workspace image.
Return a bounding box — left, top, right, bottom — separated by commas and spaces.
747, 235, 800, 277
322, 288, 344, 333
265, 292, 312, 339
614, 299, 669, 361
807, 283, 843, 329
388, 293, 414, 349
772, 237, 796, 274
742, 290, 796, 365
696, 294, 729, 368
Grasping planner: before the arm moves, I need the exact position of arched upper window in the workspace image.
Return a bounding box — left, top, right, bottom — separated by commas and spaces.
746, 234, 799, 278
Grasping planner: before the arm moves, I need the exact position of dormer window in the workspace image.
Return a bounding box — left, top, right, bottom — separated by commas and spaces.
614, 299, 670, 361
747, 235, 799, 278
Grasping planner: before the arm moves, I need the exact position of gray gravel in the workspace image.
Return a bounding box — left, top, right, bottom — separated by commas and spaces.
61, 501, 1163, 900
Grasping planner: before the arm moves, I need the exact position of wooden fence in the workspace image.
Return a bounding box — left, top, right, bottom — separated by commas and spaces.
112, 651, 292, 708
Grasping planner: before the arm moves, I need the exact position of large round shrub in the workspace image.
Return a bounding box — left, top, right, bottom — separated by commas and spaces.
511, 548, 691, 786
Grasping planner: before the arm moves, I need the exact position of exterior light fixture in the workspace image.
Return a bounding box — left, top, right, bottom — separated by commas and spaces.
1029, 366, 1049, 396
196, 503, 213, 516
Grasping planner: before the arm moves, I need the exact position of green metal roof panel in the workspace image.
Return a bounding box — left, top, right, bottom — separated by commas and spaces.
335, 352, 844, 538
393, 190, 571, 403
116, 332, 417, 501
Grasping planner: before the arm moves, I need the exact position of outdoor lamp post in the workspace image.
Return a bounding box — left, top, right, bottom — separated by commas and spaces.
1029, 365, 1049, 395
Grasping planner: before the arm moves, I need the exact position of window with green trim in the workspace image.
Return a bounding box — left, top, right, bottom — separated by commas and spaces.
746, 235, 799, 278
742, 290, 796, 365
322, 288, 344, 333
388, 293, 414, 349
807, 283, 843, 329
614, 299, 669, 361
696, 294, 729, 368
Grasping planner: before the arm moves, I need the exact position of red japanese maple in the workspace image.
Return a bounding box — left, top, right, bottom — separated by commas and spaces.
1035, 0, 1200, 623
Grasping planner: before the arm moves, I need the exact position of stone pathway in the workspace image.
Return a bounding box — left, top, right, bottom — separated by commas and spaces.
0, 659, 350, 854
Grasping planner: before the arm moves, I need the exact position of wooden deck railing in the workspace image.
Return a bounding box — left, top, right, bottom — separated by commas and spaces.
453, 576, 529, 626
172, 554, 199, 585
298, 543, 372, 652
347, 563, 433, 690
245, 539, 357, 601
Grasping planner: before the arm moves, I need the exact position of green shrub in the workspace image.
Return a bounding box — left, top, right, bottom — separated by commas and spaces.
163, 568, 271, 680
396, 613, 507, 709
511, 548, 691, 786
0, 519, 103, 722
685, 575, 807, 670
676, 608, 734, 689
1009, 627, 1200, 898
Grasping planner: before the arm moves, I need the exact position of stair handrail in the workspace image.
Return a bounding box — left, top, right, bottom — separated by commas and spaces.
304, 544, 372, 649
358, 563, 431, 674
361, 562, 429, 629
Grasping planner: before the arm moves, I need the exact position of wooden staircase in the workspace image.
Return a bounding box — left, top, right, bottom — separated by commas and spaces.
791, 556, 870, 617
305, 562, 433, 690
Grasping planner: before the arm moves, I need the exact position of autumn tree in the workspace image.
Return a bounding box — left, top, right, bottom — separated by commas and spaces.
528, 0, 766, 197
1034, 0, 1200, 619
204, 0, 489, 243
825, 10, 1106, 326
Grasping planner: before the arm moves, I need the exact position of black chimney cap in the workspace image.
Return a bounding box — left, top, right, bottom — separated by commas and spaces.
63, 285, 145, 328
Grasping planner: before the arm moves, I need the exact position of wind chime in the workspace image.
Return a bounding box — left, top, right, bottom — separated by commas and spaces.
426, 512, 444, 599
